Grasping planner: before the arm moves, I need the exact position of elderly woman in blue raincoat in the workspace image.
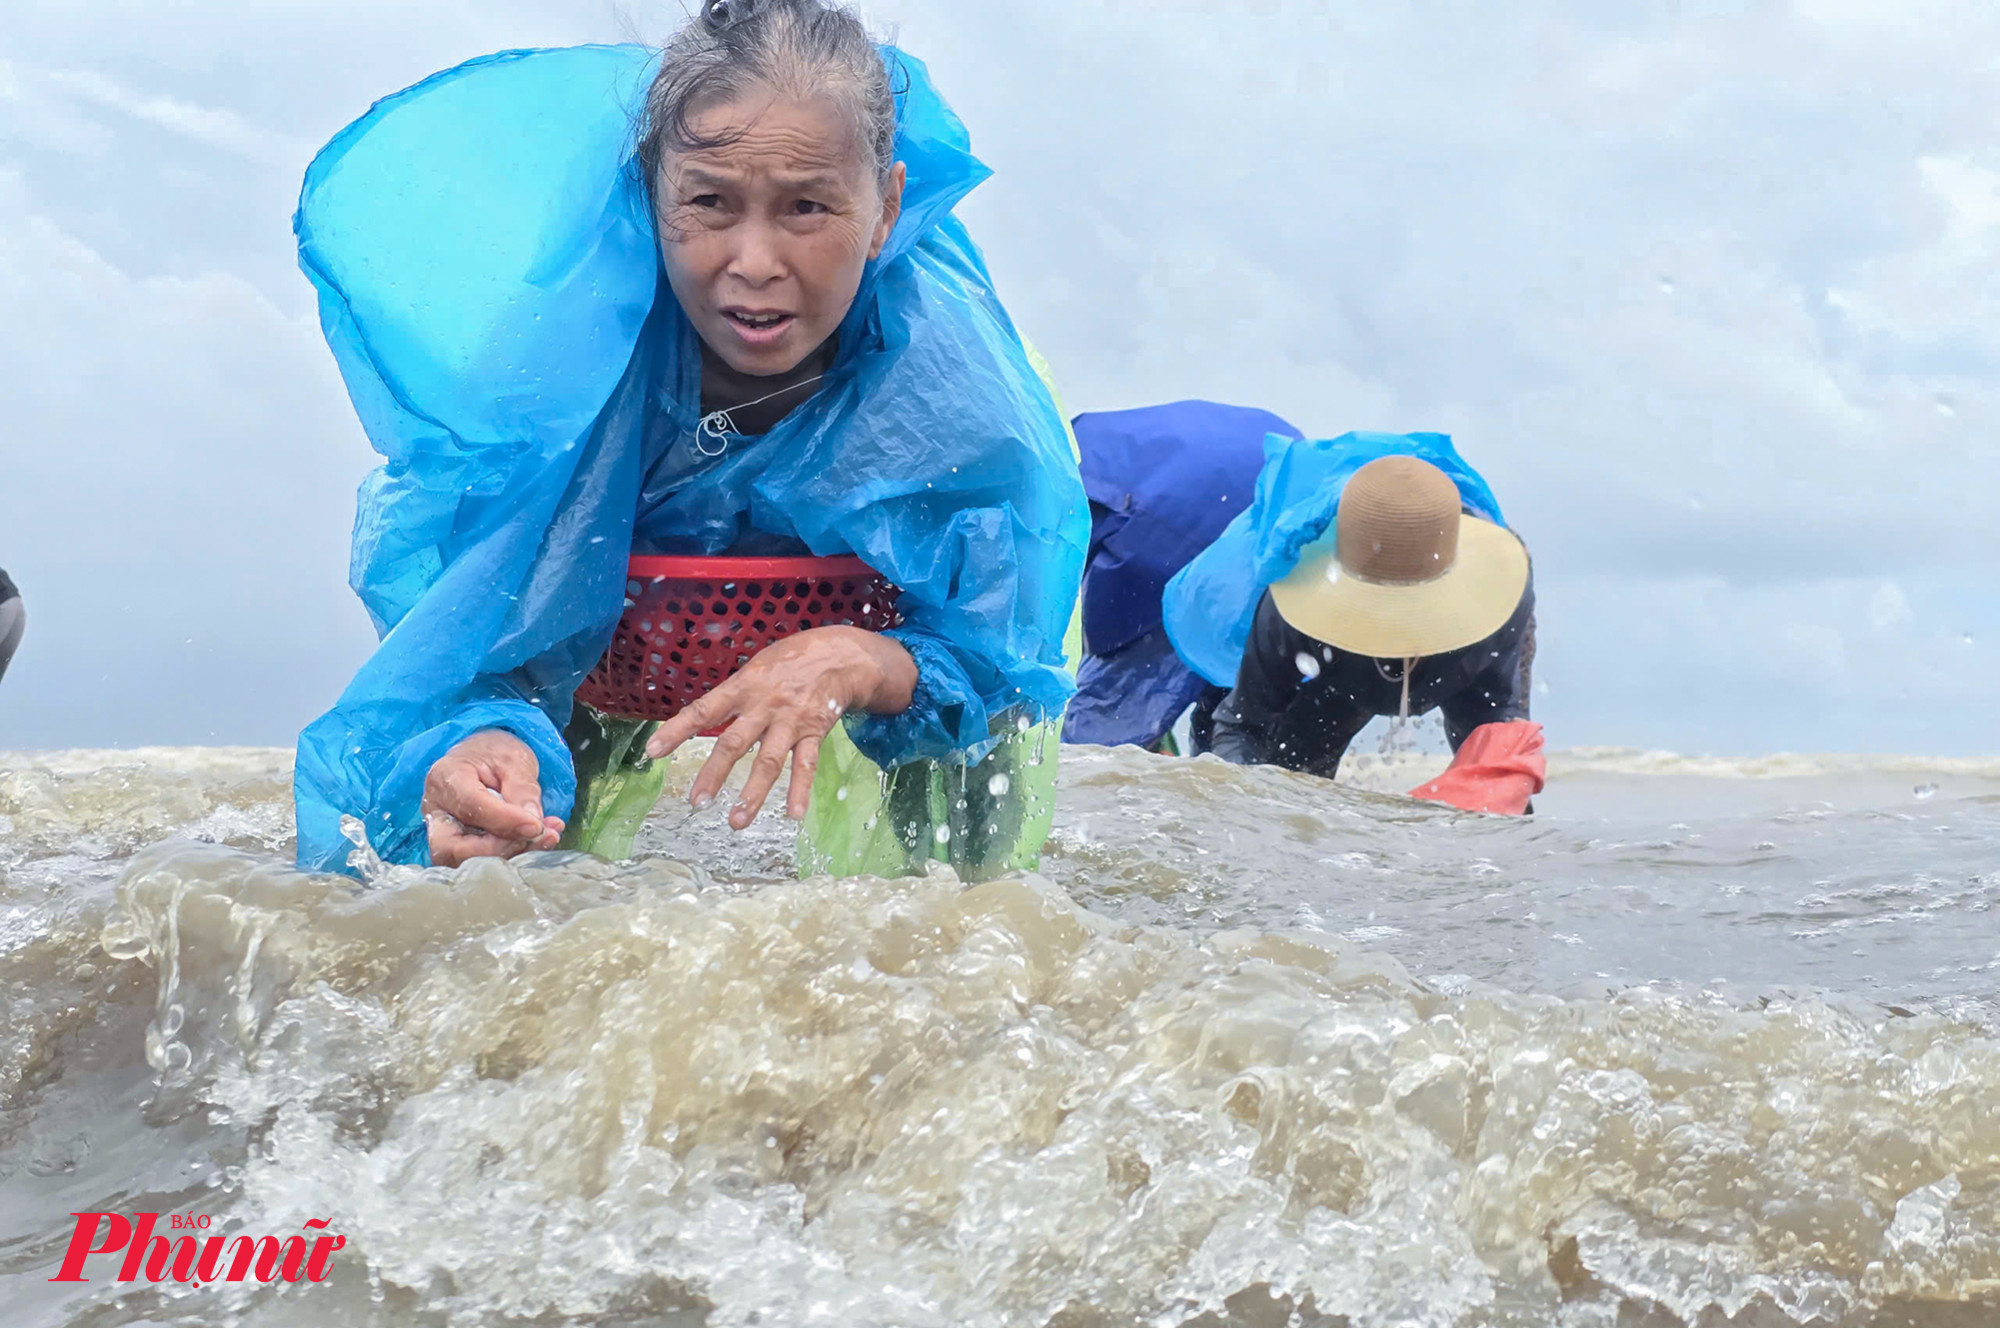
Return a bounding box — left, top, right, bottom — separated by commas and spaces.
293, 0, 1086, 878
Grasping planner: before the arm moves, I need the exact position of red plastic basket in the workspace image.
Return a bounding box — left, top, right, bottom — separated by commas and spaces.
573, 554, 903, 722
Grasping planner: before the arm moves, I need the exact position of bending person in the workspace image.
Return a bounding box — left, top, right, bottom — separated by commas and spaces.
1063, 401, 1302, 753
1069, 403, 1542, 814
0, 568, 21, 685
293, 0, 1085, 874
1199, 454, 1542, 814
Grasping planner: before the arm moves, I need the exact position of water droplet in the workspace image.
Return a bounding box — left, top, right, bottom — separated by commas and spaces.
101, 924, 151, 962
1961, 633, 1975, 647
1658, 275, 1676, 294
1294, 651, 1321, 680
1913, 783, 1938, 800
933, 825, 952, 844
835, 785, 849, 801
987, 772, 1011, 796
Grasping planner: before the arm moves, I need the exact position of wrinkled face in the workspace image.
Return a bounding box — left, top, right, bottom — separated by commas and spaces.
656, 88, 904, 377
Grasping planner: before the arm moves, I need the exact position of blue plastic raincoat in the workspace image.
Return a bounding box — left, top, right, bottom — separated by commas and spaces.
1163, 431, 1504, 688
1063, 401, 1302, 748
292, 44, 1087, 872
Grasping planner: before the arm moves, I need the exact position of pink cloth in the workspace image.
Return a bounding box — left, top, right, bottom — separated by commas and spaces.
1408, 720, 1546, 815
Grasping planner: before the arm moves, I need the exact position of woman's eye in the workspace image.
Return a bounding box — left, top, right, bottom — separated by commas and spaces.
791, 199, 828, 215
686, 194, 722, 209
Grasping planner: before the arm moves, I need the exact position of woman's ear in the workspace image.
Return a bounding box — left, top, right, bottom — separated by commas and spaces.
868, 161, 906, 260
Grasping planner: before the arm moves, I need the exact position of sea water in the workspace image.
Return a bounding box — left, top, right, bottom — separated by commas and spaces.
2, 743, 1997, 1327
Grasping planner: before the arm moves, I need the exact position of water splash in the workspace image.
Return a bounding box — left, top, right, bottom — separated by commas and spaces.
339, 814, 387, 884
56, 845, 2000, 1325
8, 745, 2000, 1327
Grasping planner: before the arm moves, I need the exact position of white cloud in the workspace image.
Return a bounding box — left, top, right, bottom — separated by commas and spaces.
3, 0, 1998, 754
0, 169, 378, 746
41, 68, 310, 167
1543, 567, 1999, 752
1919, 156, 2000, 244
1870, 580, 1913, 632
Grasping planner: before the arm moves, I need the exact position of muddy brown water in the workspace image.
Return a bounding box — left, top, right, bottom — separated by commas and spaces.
2, 743, 1996, 1327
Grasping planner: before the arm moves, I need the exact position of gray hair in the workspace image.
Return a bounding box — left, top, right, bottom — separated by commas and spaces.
637, 0, 899, 200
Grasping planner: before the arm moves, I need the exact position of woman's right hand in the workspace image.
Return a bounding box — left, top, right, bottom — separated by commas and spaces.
422, 730, 566, 866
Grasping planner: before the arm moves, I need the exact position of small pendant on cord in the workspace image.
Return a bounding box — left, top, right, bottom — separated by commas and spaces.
695, 410, 734, 457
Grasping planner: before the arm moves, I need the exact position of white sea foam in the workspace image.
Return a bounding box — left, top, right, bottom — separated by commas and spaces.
3, 745, 1998, 1327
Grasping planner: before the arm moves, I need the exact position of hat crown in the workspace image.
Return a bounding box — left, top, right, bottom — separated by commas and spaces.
1335, 456, 1460, 584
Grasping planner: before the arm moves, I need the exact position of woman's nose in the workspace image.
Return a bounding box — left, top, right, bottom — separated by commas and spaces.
725, 219, 787, 285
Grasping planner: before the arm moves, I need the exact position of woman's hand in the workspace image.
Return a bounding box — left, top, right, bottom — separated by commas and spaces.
423, 730, 566, 866
644, 626, 916, 830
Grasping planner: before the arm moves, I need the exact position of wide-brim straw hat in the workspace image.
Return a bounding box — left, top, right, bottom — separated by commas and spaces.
1269, 454, 1528, 659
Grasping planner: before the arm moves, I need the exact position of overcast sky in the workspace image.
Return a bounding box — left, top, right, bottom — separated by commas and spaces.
3, 0, 1998, 756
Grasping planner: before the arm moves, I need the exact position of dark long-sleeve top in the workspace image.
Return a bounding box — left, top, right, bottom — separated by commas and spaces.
1207, 578, 1536, 777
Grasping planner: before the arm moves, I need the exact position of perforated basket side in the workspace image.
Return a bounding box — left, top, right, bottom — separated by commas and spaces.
574, 563, 902, 722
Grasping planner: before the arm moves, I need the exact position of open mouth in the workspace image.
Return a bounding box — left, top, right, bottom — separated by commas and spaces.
724, 309, 794, 333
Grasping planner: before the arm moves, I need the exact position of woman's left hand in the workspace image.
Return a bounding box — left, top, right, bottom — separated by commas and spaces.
644, 626, 917, 829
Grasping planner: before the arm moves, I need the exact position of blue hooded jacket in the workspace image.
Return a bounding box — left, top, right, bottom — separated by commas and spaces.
292, 44, 1087, 871
1062, 401, 1302, 748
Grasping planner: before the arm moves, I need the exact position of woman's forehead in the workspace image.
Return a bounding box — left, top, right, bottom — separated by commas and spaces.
671, 90, 869, 180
